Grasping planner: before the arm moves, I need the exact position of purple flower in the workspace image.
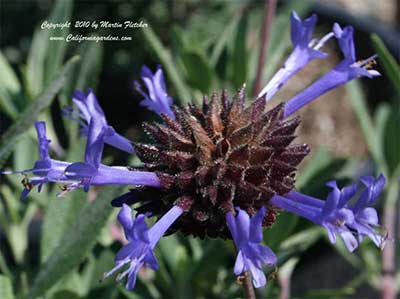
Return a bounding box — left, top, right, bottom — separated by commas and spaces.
284, 23, 380, 117
61, 114, 160, 194
4, 121, 160, 199
270, 174, 387, 252
349, 175, 386, 247
105, 204, 183, 290
134, 65, 175, 119
13, 122, 71, 200
258, 12, 332, 100
226, 207, 277, 288
63, 89, 134, 154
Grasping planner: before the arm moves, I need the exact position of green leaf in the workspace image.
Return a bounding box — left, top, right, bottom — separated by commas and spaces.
89, 250, 115, 289
0, 56, 79, 168
0, 51, 20, 118
296, 147, 332, 189
26, 0, 73, 98
181, 50, 213, 93
280, 227, 324, 252
371, 34, 400, 94
0, 251, 12, 279
75, 43, 103, 91
142, 24, 192, 103
210, 15, 240, 66
300, 287, 354, 299
51, 290, 81, 299
29, 185, 124, 299
383, 110, 400, 174
157, 235, 185, 273
230, 14, 248, 89
26, 27, 49, 99
61, 41, 104, 107
346, 80, 388, 174
264, 212, 299, 250
0, 275, 14, 299
40, 140, 87, 263
43, 0, 73, 86
13, 133, 37, 171
40, 189, 86, 262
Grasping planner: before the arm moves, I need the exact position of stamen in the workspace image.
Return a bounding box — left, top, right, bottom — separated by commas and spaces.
21, 175, 34, 190
267, 266, 279, 281
0, 169, 34, 175
61, 106, 87, 127
308, 38, 318, 48
353, 54, 378, 68
314, 32, 334, 50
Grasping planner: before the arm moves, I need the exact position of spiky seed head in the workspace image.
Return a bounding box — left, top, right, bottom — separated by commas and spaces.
132, 87, 310, 238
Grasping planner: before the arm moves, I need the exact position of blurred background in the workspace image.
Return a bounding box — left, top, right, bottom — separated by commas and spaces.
0, 0, 399, 298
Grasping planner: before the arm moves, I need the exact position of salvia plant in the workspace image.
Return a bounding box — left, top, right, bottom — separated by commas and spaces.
1, 9, 394, 299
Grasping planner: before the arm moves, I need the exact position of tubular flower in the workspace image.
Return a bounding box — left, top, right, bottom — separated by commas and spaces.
270, 174, 387, 252
226, 207, 277, 288
134, 65, 175, 119
105, 204, 183, 290
284, 23, 380, 117
258, 12, 332, 100
17, 122, 72, 200
5, 119, 159, 198
63, 89, 134, 154
62, 114, 160, 194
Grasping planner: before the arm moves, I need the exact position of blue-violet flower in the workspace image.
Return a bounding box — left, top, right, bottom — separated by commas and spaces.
258, 11, 332, 100
105, 204, 183, 289
270, 174, 387, 252
134, 65, 175, 119
284, 23, 380, 117
63, 89, 134, 154
226, 207, 277, 288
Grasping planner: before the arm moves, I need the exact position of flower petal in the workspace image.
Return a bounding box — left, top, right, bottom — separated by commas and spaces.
249, 206, 265, 243
118, 204, 134, 233
104, 128, 134, 154
64, 162, 97, 179
132, 214, 150, 243
249, 261, 267, 288
340, 231, 358, 252
233, 251, 246, 275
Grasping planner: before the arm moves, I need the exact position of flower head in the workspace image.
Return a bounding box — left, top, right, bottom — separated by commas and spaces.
226, 207, 277, 288
63, 89, 134, 154
134, 65, 175, 119
270, 174, 387, 252
105, 204, 183, 289
119, 87, 309, 239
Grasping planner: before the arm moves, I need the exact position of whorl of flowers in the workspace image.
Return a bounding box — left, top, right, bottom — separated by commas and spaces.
2, 12, 385, 290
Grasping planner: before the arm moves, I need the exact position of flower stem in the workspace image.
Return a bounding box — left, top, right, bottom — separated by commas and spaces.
381, 174, 399, 299
252, 0, 277, 97
243, 271, 256, 299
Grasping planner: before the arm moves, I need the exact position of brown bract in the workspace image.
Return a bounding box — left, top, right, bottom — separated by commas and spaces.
132, 87, 310, 239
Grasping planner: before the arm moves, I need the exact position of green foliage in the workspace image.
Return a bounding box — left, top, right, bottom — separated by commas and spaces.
0, 56, 79, 168
371, 34, 400, 95
29, 186, 124, 298
0, 275, 14, 299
